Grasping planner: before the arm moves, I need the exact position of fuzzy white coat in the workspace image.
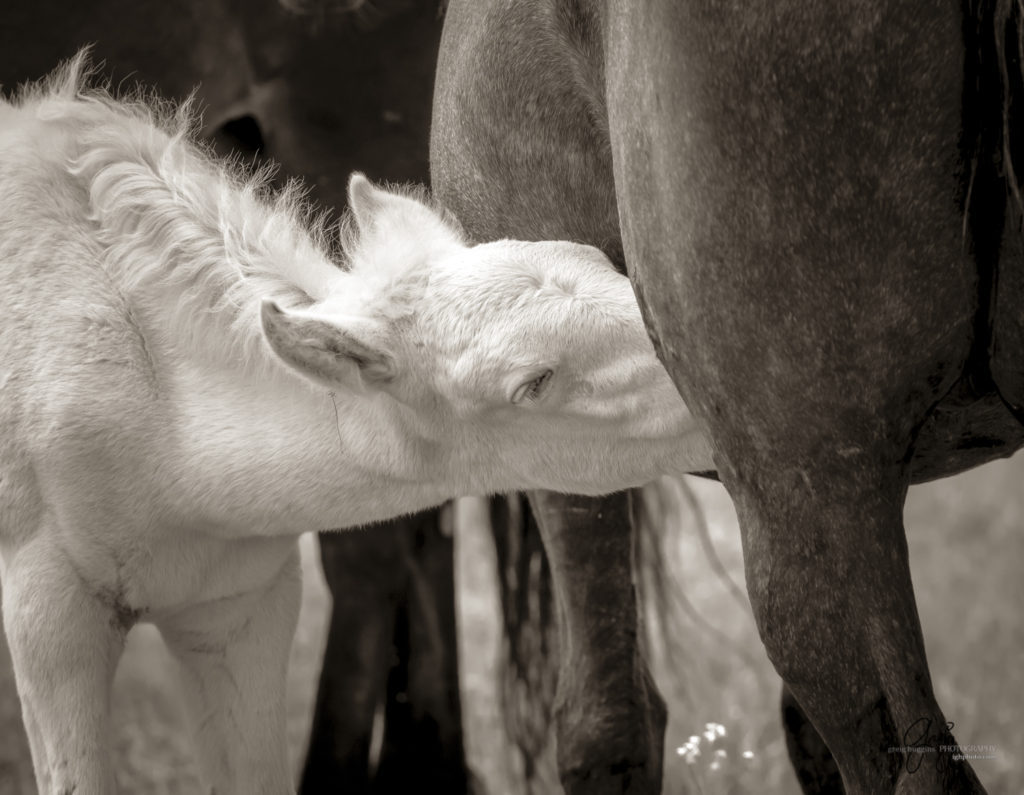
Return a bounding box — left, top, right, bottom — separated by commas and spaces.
0, 54, 713, 794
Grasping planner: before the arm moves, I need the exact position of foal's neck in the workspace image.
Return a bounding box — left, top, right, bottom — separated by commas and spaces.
163, 348, 446, 537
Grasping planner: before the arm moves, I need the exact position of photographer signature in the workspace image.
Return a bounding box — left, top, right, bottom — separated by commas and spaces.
898, 717, 955, 774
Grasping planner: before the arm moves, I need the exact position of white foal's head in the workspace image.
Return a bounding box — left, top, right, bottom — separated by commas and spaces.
261, 175, 709, 495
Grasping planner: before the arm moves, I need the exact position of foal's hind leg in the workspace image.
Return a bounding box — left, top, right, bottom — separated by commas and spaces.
527, 490, 665, 795
1, 538, 125, 794
159, 546, 302, 795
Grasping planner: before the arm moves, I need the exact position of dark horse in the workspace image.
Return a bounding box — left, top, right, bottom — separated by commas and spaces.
432, 1, 1024, 792
1, 2, 462, 792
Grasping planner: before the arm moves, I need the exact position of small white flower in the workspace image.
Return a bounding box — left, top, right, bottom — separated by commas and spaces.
703, 721, 726, 742
742, 750, 755, 760
709, 760, 721, 771
715, 749, 727, 758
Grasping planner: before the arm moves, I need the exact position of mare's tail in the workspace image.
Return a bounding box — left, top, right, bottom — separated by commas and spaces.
488, 494, 560, 793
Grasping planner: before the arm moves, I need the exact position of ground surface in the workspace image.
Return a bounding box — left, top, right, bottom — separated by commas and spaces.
1, 457, 1022, 794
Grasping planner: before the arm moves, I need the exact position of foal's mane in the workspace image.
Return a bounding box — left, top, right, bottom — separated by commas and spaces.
21, 50, 341, 374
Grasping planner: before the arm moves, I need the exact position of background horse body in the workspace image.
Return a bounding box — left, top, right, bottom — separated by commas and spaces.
433, 1, 1024, 792
1, 3, 458, 791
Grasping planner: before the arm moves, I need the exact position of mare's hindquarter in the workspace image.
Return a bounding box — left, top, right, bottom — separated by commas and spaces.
607, 2, 1003, 792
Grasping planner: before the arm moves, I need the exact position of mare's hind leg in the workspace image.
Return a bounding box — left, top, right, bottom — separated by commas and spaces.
159, 545, 302, 795
724, 447, 984, 794
527, 490, 665, 795
1, 537, 125, 794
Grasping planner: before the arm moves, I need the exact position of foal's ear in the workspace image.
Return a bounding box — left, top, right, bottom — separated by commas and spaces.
260, 299, 395, 389
347, 172, 460, 247
348, 172, 386, 232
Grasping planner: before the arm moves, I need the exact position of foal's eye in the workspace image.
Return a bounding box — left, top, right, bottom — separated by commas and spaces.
511, 369, 554, 405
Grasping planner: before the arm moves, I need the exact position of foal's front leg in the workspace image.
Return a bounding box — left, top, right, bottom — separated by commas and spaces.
1, 537, 126, 794
159, 546, 302, 795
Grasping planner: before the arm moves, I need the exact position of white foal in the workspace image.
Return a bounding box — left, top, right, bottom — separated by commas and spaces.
0, 54, 713, 794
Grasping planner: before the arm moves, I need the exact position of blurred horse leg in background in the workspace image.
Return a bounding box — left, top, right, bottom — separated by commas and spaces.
302, 510, 465, 794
